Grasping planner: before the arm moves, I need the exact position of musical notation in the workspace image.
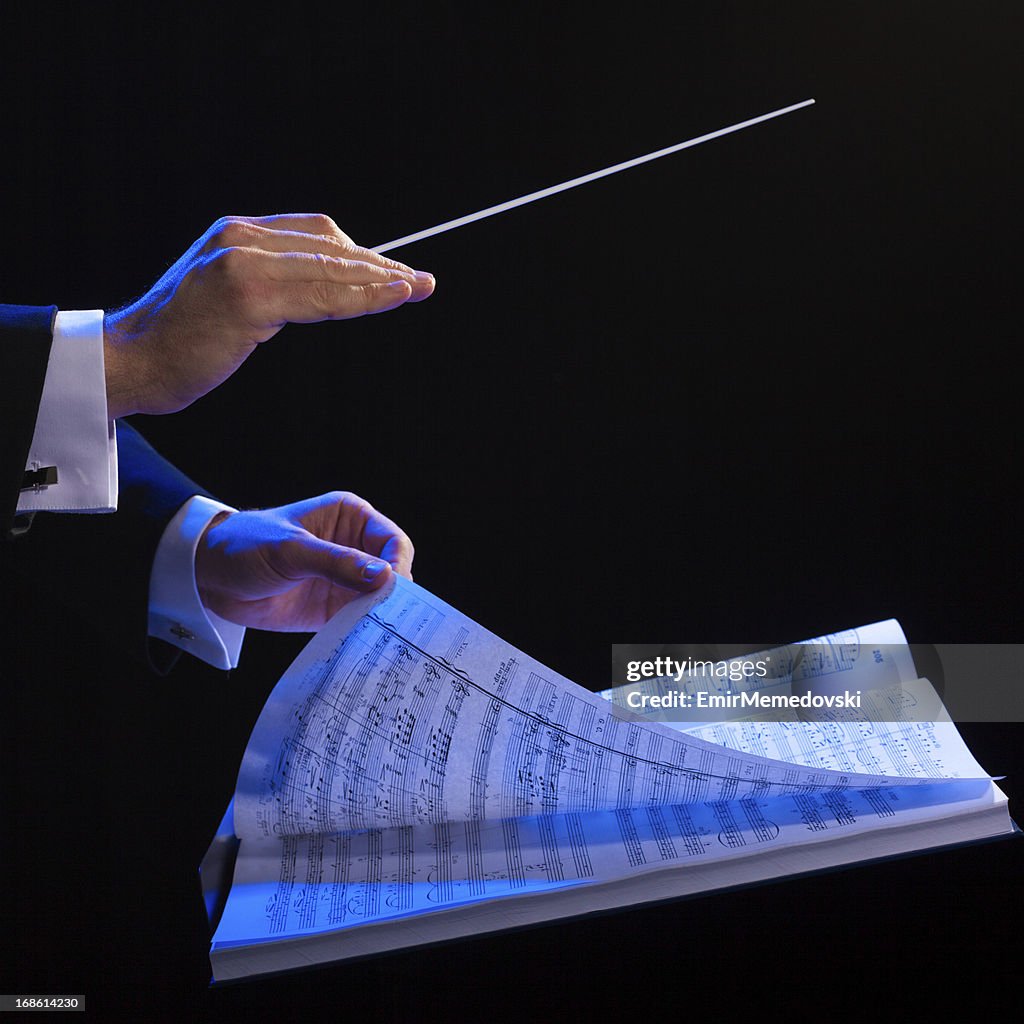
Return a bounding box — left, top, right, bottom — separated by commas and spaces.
234, 579, 977, 844
214, 578, 997, 953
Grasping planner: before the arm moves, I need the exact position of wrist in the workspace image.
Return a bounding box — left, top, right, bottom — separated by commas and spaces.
149, 497, 245, 670
195, 509, 235, 607
102, 310, 142, 418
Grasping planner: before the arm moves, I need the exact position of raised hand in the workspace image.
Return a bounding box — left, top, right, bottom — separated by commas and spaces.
103, 213, 434, 417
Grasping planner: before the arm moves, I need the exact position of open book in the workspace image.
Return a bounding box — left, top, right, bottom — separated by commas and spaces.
202, 577, 1015, 982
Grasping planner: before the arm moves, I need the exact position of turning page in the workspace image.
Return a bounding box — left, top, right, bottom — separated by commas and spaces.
233, 577, 985, 843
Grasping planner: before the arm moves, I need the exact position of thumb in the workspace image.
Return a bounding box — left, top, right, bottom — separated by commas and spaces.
288, 536, 393, 592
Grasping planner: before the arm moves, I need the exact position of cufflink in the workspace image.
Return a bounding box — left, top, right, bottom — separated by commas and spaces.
21, 465, 58, 491
170, 624, 196, 641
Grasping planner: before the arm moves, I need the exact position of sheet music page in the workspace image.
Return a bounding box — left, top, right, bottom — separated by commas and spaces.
233, 578, 983, 844
214, 585, 1004, 955
664, 679, 992, 780
214, 767, 997, 951
600, 626, 990, 778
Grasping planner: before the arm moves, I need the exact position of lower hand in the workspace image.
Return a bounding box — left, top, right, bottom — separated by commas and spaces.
194, 491, 414, 632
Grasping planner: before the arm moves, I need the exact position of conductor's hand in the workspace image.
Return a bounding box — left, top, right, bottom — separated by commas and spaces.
194, 491, 414, 632
103, 214, 434, 418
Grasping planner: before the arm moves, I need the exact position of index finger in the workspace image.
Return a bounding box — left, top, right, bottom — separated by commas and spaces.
362, 508, 415, 580
241, 213, 423, 277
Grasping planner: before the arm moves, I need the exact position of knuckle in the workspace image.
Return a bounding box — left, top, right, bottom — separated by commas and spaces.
362, 259, 393, 279
207, 247, 263, 306
198, 216, 232, 253
309, 279, 339, 315
208, 215, 233, 236
309, 251, 335, 271
212, 216, 253, 248
351, 493, 377, 516
306, 212, 340, 237
211, 245, 248, 278
356, 283, 382, 311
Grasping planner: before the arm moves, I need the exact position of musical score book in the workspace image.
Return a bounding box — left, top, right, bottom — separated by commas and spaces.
202, 576, 1014, 982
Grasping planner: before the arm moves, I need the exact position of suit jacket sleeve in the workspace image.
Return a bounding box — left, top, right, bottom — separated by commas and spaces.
2, 303, 215, 671
0, 304, 56, 538
2, 301, 216, 671
2, 418, 215, 672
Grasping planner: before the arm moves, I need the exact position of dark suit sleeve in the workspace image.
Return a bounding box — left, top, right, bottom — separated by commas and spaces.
0, 304, 57, 538
1, 306, 216, 672
1, 419, 215, 672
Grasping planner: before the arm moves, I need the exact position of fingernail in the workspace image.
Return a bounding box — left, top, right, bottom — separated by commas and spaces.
414, 271, 435, 284
362, 560, 388, 581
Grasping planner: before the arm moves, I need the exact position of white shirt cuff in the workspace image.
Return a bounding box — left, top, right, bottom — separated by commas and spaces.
149, 495, 246, 670
18, 310, 117, 513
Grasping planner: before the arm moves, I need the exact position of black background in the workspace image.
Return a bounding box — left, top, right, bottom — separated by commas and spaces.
1, 4, 1020, 1020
